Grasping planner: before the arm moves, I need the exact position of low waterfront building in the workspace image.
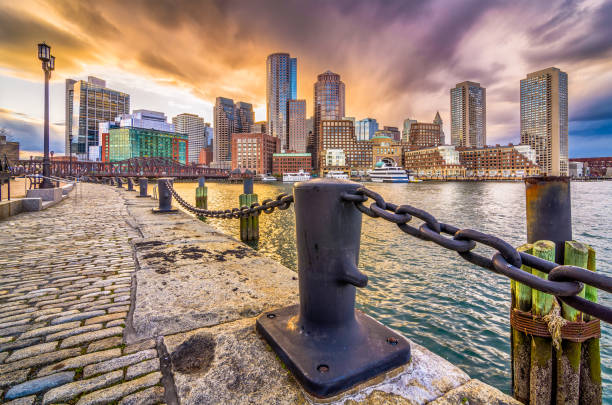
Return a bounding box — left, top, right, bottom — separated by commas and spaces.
568, 161, 585, 178
272, 152, 312, 175
404, 146, 465, 178
231, 133, 279, 175
105, 127, 188, 164
319, 120, 372, 175
569, 157, 612, 177
372, 135, 403, 167
457, 144, 539, 178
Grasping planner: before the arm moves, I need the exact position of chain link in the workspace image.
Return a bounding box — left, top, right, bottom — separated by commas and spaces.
163, 179, 294, 219
342, 186, 612, 324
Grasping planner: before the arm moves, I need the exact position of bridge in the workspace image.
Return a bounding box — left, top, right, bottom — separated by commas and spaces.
10, 157, 231, 179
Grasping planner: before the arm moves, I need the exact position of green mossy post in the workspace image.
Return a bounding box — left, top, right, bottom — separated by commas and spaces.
530, 240, 555, 405
239, 193, 259, 241
579, 245, 602, 405
512, 243, 533, 403
196, 185, 208, 210
557, 241, 588, 405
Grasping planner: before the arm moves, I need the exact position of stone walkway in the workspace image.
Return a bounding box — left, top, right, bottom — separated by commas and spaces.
0, 183, 165, 404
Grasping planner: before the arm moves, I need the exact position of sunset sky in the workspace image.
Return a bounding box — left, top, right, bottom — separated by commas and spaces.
1, 0, 611, 157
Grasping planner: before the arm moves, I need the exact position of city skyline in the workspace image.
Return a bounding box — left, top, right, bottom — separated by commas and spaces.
0, 0, 611, 157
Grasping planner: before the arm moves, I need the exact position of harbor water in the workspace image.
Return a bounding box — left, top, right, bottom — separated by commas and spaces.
171, 180, 611, 400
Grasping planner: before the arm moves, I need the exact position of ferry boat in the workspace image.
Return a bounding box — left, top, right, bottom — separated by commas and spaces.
283, 170, 311, 182
255, 174, 277, 182
325, 170, 349, 180
369, 162, 412, 183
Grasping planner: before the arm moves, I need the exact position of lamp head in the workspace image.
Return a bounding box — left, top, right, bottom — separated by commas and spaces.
38, 42, 50, 62
49, 55, 55, 71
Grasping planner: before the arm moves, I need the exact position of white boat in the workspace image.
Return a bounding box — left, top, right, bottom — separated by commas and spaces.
325, 170, 349, 180
283, 170, 311, 182
256, 174, 277, 182
369, 162, 412, 183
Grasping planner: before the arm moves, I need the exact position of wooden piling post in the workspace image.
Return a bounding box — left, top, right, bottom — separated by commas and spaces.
530, 240, 555, 405
512, 243, 533, 403
579, 245, 601, 405
556, 241, 587, 405
196, 185, 208, 209
239, 177, 258, 242
250, 194, 259, 240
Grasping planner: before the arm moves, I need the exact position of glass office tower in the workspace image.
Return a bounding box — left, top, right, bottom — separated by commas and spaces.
520, 67, 568, 175
450, 81, 486, 148
266, 53, 297, 151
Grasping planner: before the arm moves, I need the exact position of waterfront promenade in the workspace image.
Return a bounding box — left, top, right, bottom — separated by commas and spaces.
0, 182, 518, 404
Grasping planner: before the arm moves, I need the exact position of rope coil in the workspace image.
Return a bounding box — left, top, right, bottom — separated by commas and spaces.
510, 308, 600, 344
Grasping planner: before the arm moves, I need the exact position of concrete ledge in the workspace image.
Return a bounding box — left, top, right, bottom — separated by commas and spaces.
26, 187, 62, 202
22, 197, 43, 212
0, 199, 24, 219
61, 183, 74, 195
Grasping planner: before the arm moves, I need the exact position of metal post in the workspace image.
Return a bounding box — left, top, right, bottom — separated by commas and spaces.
127, 177, 134, 191
243, 177, 253, 194
40, 69, 53, 189
525, 176, 572, 264
152, 178, 178, 213
136, 178, 150, 197
256, 178, 410, 398
116, 177, 123, 188
198, 176, 205, 187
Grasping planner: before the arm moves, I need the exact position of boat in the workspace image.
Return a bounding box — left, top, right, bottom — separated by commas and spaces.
283, 170, 311, 182
325, 170, 349, 180
369, 162, 412, 183
256, 174, 277, 182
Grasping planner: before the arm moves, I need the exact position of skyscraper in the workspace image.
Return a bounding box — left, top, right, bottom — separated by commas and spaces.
213, 98, 253, 167
520, 67, 569, 176
355, 118, 379, 141
433, 111, 445, 145
450, 81, 486, 148
235, 102, 254, 134
65, 76, 130, 160
402, 118, 417, 142
266, 53, 297, 150
313, 71, 345, 170
287, 99, 307, 152
173, 113, 206, 164
213, 97, 236, 167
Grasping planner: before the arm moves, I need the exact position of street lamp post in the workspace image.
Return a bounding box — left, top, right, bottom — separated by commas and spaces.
37, 42, 55, 189
69, 135, 72, 176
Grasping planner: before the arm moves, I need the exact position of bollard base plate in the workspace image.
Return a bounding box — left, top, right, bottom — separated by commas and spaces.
136, 195, 151, 198
152, 208, 179, 214
256, 304, 410, 398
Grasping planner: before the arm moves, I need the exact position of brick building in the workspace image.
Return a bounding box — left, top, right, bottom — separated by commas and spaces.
404, 146, 465, 177
569, 157, 612, 177
408, 122, 443, 149
198, 147, 213, 165
272, 153, 312, 175
0, 135, 19, 162
319, 120, 372, 175
231, 133, 279, 175
372, 135, 404, 167
457, 144, 539, 178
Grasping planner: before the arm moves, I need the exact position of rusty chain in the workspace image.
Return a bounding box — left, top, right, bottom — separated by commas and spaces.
164, 179, 293, 219
341, 186, 612, 324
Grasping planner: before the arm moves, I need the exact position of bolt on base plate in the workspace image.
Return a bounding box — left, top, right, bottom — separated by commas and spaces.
256, 304, 411, 398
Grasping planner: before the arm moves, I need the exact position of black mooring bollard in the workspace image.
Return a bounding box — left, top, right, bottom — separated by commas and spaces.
152, 178, 178, 213
116, 177, 123, 188
136, 178, 151, 198
256, 178, 410, 398
525, 176, 572, 264
127, 178, 134, 191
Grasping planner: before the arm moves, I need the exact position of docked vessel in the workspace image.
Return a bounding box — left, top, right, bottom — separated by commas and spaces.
283, 170, 311, 182
256, 174, 277, 182
369, 162, 412, 183
325, 170, 349, 180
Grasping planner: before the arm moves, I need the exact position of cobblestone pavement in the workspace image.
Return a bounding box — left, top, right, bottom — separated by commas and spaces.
0, 184, 165, 404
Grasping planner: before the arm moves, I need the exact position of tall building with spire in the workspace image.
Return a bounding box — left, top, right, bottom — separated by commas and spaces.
433, 111, 445, 144
450, 81, 486, 148
520, 67, 568, 176
312, 71, 345, 169
266, 53, 297, 151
